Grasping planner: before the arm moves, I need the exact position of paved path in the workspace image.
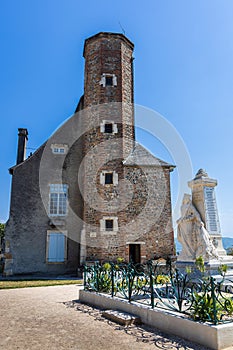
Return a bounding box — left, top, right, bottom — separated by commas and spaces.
0, 285, 209, 350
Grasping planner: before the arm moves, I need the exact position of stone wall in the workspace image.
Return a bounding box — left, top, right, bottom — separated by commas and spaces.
4, 114, 84, 275
84, 163, 174, 263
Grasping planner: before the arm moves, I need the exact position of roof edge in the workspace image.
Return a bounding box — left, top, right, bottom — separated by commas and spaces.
83, 32, 134, 57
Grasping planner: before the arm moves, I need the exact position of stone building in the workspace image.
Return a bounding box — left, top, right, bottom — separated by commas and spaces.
4, 32, 175, 275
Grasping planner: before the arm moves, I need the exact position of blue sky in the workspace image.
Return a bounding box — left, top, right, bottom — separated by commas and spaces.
1, 0, 233, 236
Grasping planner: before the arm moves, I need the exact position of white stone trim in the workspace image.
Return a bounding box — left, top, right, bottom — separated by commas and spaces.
100, 216, 118, 234
99, 73, 117, 87
100, 170, 118, 186
126, 242, 146, 245
100, 120, 118, 134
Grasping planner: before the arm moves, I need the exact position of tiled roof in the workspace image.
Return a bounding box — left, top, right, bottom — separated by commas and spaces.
123, 142, 175, 169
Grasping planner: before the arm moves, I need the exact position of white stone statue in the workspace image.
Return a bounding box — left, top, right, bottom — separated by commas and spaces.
177, 194, 219, 262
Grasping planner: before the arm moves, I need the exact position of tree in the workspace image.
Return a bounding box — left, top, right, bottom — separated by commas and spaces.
0, 223, 5, 243
227, 246, 233, 256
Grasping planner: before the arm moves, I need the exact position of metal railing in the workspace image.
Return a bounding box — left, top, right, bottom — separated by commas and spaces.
83, 260, 233, 325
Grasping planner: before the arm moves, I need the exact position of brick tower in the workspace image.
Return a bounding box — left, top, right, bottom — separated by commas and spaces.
80, 32, 175, 264
4, 32, 175, 276
83, 32, 135, 157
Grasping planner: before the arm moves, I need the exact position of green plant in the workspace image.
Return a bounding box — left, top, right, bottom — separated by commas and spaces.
195, 256, 205, 273
191, 292, 222, 322
224, 297, 233, 315
155, 274, 170, 284
98, 272, 111, 292
218, 264, 228, 276
0, 223, 5, 243
96, 264, 112, 292
185, 266, 192, 274
116, 257, 124, 264
136, 276, 147, 288
227, 247, 233, 256
103, 262, 111, 271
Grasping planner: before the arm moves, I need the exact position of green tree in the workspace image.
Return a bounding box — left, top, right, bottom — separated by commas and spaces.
227, 246, 233, 256
0, 223, 5, 242
195, 256, 205, 273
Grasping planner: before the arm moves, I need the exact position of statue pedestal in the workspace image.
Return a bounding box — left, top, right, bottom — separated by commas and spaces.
177, 170, 228, 267
176, 256, 233, 277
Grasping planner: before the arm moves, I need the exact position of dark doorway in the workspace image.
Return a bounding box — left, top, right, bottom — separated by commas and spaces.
129, 244, 141, 264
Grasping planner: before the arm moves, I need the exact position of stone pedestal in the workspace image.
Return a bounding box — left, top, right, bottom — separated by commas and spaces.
188, 169, 226, 257
176, 257, 233, 277
176, 169, 232, 275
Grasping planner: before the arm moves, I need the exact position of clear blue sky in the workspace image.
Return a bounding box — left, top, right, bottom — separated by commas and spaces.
1, 0, 233, 236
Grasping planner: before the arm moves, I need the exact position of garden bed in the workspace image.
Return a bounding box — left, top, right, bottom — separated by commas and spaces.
80, 289, 233, 350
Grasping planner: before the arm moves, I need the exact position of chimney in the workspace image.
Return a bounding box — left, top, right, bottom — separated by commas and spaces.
16, 128, 28, 165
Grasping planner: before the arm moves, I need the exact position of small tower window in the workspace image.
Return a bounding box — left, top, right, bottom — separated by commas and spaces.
100, 120, 118, 134
105, 76, 113, 86
99, 74, 117, 87
51, 144, 68, 155
105, 219, 114, 231
104, 123, 113, 133
105, 173, 113, 184
100, 216, 118, 233
100, 170, 118, 186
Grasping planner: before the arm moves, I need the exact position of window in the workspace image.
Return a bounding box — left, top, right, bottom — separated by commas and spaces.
47, 231, 67, 263
49, 184, 68, 216
100, 216, 118, 233
53, 147, 65, 154
104, 123, 113, 133
100, 171, 118, 186
51, 144, 68, 155
100, 120, 118, 134
99, 73, 117, 87
105, 173, 113, 184
105, 219, 113, 231
105, 76, 113, 86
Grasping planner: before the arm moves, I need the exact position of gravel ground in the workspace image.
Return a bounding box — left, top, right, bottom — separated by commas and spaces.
0, 285, 210, 350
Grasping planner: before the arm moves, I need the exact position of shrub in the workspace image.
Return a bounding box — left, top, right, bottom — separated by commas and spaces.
155, 274, 170, 284
191, 292, 222, 322
218, 264, 228, 276
103, 262, 111, 271
195, 256, 205, 273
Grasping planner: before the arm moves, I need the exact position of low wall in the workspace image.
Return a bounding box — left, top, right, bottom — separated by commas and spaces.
79, 290, 233, 350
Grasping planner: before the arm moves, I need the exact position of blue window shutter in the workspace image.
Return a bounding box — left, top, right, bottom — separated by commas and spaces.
56, 233, 65, 262
48, 233, 65, 262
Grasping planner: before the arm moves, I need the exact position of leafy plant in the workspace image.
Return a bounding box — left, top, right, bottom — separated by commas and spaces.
195, 256, 205, 273
218, 264, 228, 276
116, 257, 124, 264
0, 223, 5, 242
98, 270, 111, 292
155, 274, 170, 284
185, 266, 192, 274
191, 292, 222, 322
103, 262, 111, 271
224, 297, 233, 315
227, 247, 233, 256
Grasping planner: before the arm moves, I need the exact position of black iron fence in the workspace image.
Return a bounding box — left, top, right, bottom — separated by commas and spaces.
83, 260, 233, 325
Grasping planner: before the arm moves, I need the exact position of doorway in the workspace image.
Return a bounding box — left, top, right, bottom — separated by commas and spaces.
129, 244, 141, 264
